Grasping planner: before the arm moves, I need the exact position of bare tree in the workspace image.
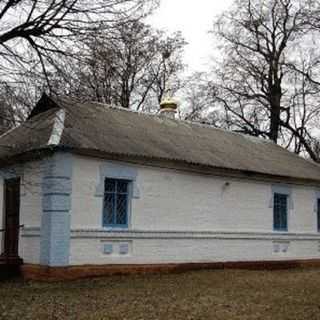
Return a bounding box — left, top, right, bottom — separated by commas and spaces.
148, 31, 186, 109
0, 0, 158, 127
179, 72, 213, 122
210, 0, 320, 160
0, 0, 157, 85
52, 21, 186, 110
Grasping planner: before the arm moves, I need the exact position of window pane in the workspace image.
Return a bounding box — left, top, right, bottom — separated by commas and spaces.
103, 193, 115, 225
117, 180, 128, 194
105, 179, 116, 192
116, 194, 128, 225
274, 193, 288, 231
281, 199, 287, 229
274, 208, 281, 230
103, 178, 129, 227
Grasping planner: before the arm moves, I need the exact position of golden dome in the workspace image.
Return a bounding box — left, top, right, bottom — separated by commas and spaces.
160, 98, 178, 110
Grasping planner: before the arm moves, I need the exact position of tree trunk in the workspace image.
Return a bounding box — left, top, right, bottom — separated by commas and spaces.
269, 84, 282, 143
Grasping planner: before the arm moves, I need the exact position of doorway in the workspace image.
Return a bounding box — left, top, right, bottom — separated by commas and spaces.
1, 178, 21, 260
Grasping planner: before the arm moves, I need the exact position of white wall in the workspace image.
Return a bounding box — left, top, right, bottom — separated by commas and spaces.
70, 155, 320, 265
19, 161, 42, 264
2, 154, 319, 266
69, 238, 320, 265
0, 161, 42, 264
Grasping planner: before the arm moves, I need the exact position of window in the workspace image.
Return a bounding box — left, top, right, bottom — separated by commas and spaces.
103, 178, 129, 228
317, 199, 320, 232
273, 193, 288, 231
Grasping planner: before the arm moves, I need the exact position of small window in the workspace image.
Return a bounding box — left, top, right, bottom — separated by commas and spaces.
273, 193, 288, 231
103, 178, 129, 228
317, 199, 320, 232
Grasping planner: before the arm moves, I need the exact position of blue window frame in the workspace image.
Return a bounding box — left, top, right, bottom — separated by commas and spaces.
103, 178, 129, 228
273, 193, 288, 231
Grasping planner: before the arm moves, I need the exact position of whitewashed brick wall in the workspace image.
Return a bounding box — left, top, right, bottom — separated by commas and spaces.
19, 161, 42, 264
69, 155, 320, 265
2, 154, 319, 266
0, 161, 42, 264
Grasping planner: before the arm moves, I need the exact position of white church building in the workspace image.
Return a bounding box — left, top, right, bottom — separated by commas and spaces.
1, 93, 320, 280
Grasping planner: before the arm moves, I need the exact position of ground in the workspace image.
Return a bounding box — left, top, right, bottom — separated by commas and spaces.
0, 268, 320, 320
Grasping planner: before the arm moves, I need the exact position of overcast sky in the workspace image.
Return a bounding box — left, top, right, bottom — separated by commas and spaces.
148, 0, 233, 72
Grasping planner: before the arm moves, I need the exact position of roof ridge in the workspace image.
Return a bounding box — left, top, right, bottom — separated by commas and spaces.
47, 108, 66, 146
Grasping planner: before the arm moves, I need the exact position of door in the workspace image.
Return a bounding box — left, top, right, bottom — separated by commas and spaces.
2, 178, 21, 258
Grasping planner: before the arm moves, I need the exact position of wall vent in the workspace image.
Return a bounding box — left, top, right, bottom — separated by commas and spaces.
101, 241, 132, 256
273, 241, 290, 254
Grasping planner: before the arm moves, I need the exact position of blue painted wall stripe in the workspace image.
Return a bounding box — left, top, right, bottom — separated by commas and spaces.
40, 152, 73, 267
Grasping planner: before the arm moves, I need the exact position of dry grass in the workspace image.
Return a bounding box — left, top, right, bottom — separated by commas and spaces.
1, 268, 320, 320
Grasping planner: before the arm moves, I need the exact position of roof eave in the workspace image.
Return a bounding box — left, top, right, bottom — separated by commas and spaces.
1, 146, 319, 187
69, 147, 320, 187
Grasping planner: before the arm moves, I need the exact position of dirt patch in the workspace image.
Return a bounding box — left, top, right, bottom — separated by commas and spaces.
1, 268, 320, 319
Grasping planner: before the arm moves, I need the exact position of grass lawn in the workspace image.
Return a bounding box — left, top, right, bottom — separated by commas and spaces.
1, 268, 320, 320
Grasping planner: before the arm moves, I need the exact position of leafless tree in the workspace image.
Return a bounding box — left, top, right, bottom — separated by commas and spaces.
179, 72, 212, 121
0, 0, 157, 83
52, 21, 186, 110
210, 0, 320, 161
0, 0, 158, 126
148, 31, 186, 109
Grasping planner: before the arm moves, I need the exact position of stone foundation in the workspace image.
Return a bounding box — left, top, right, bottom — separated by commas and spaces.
21, 259, 320, 281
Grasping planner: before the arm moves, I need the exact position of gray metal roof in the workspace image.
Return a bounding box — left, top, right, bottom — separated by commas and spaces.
1, 94, 320, 183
